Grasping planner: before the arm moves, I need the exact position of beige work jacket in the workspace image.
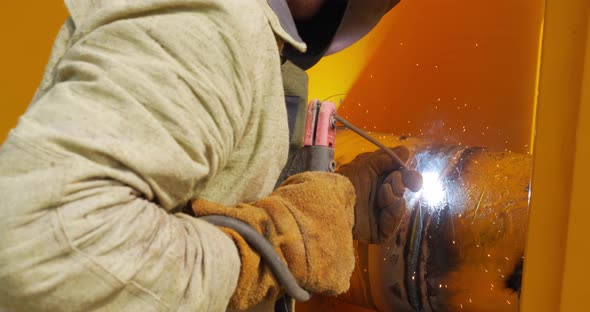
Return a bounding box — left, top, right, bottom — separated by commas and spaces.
0, 0, 307, 311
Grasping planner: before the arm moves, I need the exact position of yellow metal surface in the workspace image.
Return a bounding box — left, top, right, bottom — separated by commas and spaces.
520, 0, 590, 311
559, 8, 590, 311
306, 11, 394, 107
0, 1, 68, 143
530, 18, 544, 154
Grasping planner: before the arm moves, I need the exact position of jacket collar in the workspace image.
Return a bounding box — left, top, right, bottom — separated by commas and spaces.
262, 0, 307, 52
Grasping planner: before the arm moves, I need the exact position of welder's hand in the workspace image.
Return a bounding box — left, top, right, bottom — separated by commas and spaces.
191, 172, 356, 310
337, 147, 423, 244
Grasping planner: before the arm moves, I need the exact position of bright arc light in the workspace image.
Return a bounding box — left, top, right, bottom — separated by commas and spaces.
420, 171, 445, 206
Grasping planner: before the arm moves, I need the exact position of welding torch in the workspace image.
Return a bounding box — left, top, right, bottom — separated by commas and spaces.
335, 115, 423, 191
202, 100, 421, 302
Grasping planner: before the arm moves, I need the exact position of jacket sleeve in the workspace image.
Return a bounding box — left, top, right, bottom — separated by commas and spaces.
0, 2, 270, 311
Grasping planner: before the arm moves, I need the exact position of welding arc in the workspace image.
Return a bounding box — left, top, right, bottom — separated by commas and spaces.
335, 115, 410, 170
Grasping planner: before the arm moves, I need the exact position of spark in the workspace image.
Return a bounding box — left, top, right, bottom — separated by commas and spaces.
472, 188, 486, 224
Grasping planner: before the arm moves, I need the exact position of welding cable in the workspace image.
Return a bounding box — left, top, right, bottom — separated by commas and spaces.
199, 215, 312, 302
335, 115, 410, 170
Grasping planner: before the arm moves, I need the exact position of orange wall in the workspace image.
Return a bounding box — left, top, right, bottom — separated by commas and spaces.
0, 1, 543, 154
306, 11, 393, 105
0, 2, 68, 142
337, 0, 544, 154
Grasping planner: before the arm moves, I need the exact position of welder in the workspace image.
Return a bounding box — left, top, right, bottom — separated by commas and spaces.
0, 0, 421, 311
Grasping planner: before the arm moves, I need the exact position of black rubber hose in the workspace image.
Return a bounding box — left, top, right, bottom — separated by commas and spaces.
199, 215, 312, 302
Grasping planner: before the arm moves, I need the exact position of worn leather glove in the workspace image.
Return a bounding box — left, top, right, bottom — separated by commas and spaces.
191, 172, 356, 310
337, 147, 423, 244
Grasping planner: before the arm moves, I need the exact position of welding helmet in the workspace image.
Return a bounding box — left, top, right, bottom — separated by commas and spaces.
283, 0, 400, 70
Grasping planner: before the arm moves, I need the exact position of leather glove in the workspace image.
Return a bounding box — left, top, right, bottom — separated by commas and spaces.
337, 147, 423, 244
191, 172, 356, 310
